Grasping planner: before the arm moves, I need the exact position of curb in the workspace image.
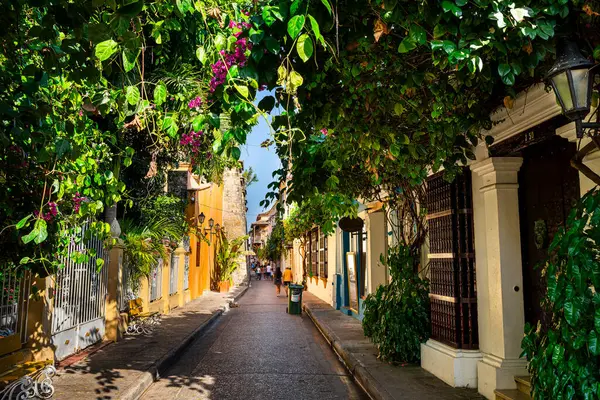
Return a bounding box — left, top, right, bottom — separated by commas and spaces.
303, 303, 393, 400
119, 285, 249, 400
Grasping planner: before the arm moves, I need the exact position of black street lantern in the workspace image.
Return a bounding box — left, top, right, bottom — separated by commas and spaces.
215, 223, 221, 233
547, 38, 599, 138
208, 218, 214, 229
199, 212, 205, 225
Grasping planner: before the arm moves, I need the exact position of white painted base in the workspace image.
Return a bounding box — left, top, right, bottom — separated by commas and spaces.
421, 339, 482, 389
477, 354, 528, 400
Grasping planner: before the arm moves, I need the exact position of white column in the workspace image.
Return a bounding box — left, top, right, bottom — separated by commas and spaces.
471, 157, 527, 399
557, 122, 600, 195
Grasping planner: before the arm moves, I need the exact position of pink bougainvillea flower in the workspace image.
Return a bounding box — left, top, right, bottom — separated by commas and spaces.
320, 128, 329, 136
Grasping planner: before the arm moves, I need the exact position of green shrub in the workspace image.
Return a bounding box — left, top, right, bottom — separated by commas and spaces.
362, 245, 430, 363
521, 190, 600, 399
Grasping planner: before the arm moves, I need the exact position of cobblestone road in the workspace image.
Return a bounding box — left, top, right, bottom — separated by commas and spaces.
140, 279, 367, 400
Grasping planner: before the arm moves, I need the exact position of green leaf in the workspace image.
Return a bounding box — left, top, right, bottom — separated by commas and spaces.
433, 24, 446, 39
122, 49, 138, 72
398, 37, 417, 53
226, 65, 239, 81
441, 0, 462, 17
498, 63, 511, 77
410, 24, 427, 45
296, 34, 314, 62
501, 72, 515, 86
287, 15, 305, 39
196, 46, 207, 64
215, 34, 227, 51
96, 257, 105, 272
590, 331, 600, 356
235, 85, 249, 98
390, 144, 400, 157
308, 15, 324, 46
95, 39, 118, 61
290, 0, 303, 15
126, 85, 140, 105
192, 115, 205, 131
442, 40, 456, 54
552, 344, 564, 365
55, 138, 71, 158
116, 1, 143, 17
249, 28, 264, 44
321, 0, 332, 16
231, 147, 241, 160
16, 215, 32, 230
20, 257, 32, 265
595, 308, 600, 333
264, 37, 280, 54
22, 219, 48, 245
176, 0, 191, 14
394, 103, 405, 115
262, 7, 277, 26
153, 82, 167, 106
258, 96, 276, 112
455, 0, 467, 5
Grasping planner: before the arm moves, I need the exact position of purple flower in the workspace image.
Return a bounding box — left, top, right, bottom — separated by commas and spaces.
188, 96, 203, 109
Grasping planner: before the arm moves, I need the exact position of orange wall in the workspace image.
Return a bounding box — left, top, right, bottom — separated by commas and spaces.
188, 183, 223, 298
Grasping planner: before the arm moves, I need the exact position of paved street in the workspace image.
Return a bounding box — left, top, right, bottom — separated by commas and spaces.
140, 279, 367, 400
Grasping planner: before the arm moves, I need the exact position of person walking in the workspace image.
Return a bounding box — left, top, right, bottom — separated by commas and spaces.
256, 265, 262, 280
266, 263, 272, 280
282, 266, 293, 297
274, 266, 282, 296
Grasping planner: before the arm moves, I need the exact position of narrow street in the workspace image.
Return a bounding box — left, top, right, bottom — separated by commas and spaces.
140, 279, 368, 400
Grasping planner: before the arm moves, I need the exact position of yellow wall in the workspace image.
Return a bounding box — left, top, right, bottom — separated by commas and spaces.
189, 183, 223, 298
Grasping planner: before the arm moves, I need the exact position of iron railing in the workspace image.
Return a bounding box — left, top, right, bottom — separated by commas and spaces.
0, 269, 31, 344
51, 225, 109, 334
149, 259, 162, 302
169, 253, 179, 295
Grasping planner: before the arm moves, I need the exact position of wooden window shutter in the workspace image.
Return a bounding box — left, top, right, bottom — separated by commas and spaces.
426, 169, 478, 349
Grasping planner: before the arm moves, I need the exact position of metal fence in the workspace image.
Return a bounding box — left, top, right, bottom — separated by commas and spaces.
183, 254, 189, 291
169, 253, 179, 295
51, 227, 109, 335
149, 259, 162, 302
0, 269, 30, 344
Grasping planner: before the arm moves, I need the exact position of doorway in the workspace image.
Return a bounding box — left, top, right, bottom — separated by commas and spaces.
518, 135, 580, 326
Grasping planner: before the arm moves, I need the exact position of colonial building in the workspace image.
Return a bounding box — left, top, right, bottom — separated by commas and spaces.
289, 83, 599, 400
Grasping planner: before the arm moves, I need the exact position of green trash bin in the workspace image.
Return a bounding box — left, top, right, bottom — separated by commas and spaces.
287, 284, 304, 315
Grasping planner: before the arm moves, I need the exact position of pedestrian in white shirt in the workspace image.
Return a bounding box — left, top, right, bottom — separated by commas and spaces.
266, 264, 272, 280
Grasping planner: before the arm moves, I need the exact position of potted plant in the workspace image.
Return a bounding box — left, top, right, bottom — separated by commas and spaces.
214, 231, 248, 293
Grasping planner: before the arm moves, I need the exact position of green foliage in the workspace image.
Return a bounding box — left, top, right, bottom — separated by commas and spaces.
362, 246, 430, 363
1, 0, 243, 276
214, 231, 249, 282
521, 189, 600, 399
264, 218, 284, 262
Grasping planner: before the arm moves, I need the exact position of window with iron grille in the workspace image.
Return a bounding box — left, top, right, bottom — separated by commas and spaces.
311, 228, 319, 277
426, 170, 478, 350
183, 254, 190, 290
170, 252, 179, 295
150, 259, 162, 302
319, 230, 328, 278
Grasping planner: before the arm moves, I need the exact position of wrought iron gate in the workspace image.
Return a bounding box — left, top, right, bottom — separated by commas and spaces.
0, 268, 31, 356
51, 226, 109, 360
426, 170, 478, 349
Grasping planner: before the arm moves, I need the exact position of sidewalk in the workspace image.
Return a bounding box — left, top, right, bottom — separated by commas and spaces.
302, 292, 484, 400
52, 285, 247, 400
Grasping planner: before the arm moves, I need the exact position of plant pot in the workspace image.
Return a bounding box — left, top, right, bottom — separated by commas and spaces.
218, 280, 230, 293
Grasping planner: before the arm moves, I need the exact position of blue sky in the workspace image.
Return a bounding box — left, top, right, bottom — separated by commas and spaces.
241, 91, 282, 231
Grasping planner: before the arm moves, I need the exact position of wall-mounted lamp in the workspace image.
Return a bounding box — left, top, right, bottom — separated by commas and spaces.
199, 212, 205, 225
547, 38, 599, 138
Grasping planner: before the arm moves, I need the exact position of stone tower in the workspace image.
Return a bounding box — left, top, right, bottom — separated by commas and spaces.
222, 166, 248, 285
